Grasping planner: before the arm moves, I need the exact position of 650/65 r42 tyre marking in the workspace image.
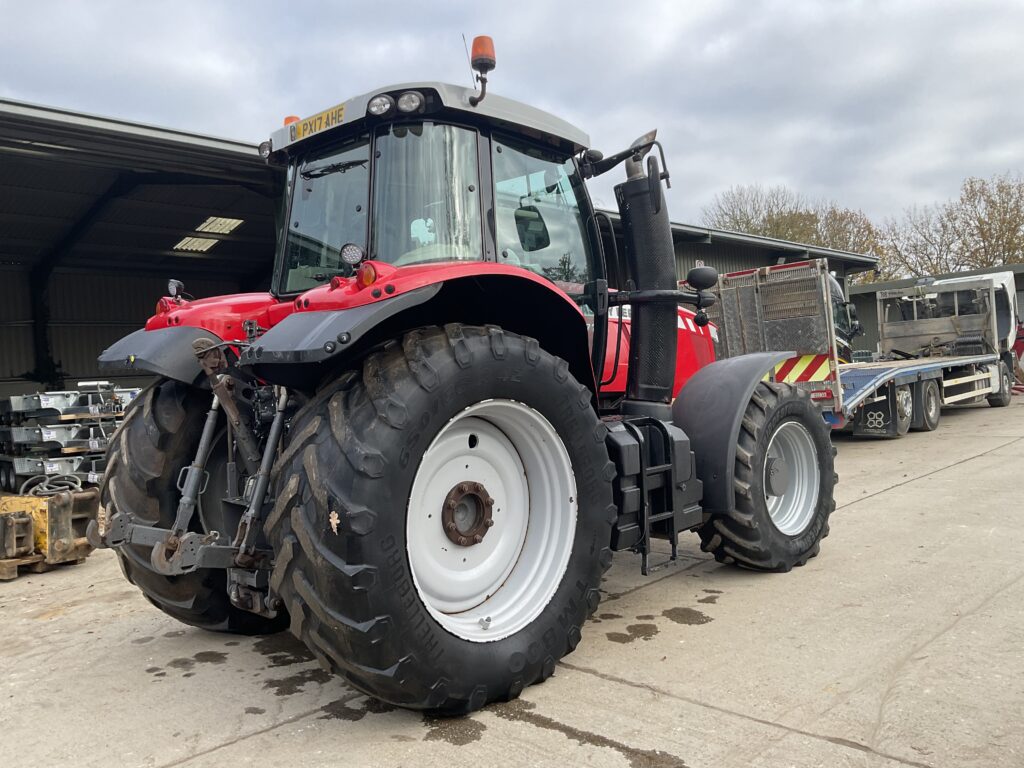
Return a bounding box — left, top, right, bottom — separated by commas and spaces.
101, 378, 287, 634
264, 324, 615, 713
697, 382, 837, 572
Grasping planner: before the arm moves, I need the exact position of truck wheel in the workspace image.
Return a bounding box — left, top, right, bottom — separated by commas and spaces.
895, 385, 913, 435
265, 324, 614, 713
987, 363, 1013, 407
698, 382, 836, 572
912, 379, 941, 431
101, 379, 287, 634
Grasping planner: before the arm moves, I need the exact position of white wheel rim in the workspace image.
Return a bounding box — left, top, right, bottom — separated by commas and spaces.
406, 399, 577, 642
764, 420, 820, 536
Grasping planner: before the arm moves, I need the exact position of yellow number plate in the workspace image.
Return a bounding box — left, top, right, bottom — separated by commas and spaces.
288, 104, 346, 142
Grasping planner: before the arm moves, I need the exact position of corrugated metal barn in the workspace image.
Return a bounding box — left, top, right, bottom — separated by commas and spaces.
0, 99, 279, 396
0, 98, 877, 397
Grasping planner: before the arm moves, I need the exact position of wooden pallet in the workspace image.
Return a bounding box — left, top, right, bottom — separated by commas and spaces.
0, 553, 86, 581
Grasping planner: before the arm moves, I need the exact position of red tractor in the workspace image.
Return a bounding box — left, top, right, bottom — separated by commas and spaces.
92, 39, 835, 713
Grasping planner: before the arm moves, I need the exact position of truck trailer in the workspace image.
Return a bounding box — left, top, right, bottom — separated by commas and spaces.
709, 260, 1017, 437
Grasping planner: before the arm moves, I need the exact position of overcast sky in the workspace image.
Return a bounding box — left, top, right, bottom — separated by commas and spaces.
2, 0, 1022, 223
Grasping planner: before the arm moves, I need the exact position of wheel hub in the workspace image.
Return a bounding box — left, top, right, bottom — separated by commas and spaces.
764, 456, 789, 496
442, 482, 494, 546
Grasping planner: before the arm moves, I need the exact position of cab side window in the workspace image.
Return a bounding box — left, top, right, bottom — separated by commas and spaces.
491, 137, 591, 295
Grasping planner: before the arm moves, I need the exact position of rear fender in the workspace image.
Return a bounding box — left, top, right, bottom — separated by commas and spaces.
98, 326, 222, 385
243, 275, 595, 396
672, 351, 793, 513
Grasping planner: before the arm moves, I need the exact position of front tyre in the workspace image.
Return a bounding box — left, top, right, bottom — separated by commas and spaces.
987, 362, 1013, 408
698, 382, 836, 572
265, 325, 614, 713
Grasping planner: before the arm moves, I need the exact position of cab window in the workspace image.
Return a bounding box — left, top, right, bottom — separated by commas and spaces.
491, 137, 591, 295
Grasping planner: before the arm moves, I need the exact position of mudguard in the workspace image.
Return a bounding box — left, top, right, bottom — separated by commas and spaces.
240, 284, 441, 367
672, 351, 793, 514
97, 326, 222, 384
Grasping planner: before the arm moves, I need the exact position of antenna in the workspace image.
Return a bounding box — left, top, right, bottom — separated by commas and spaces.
461, 34, 477, 87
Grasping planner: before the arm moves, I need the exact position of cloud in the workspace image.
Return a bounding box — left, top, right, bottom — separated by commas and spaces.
1, 0, 1022, 222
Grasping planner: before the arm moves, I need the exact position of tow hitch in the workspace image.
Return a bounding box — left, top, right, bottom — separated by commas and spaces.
87, 348, 292, 617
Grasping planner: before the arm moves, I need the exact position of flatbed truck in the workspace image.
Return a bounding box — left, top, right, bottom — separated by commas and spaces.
708, 260, 1018, 437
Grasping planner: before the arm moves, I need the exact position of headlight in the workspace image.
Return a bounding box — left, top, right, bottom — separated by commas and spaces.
367, 94, 394, 116
396, 91, 424, 113
340, 243, 366, 266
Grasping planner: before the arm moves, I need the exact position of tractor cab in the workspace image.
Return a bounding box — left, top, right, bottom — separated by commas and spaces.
264, 83, 597, 300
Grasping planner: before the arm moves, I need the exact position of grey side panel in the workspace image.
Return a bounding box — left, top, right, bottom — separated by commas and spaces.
240, 284, 441, 367
97, 326, 221, 384
672, 351, 793, 513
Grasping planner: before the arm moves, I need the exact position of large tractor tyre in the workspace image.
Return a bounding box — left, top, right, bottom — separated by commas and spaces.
101, 379, 287, 635
698, 382, 836, 572
987, 363, 1013, 408
911, 379, 941, 432
265, 324, 615, 713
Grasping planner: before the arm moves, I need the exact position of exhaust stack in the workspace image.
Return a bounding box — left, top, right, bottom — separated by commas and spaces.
614, 133, 678, 418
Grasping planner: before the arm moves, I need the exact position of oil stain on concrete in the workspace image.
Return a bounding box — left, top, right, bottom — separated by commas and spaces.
320, 696, 395, 721
607, 623, 659, 644
263, 667, 332, 696
422, 714, 486, 745
661, 607, 712, 626
253, 633, 315, 667
491, 698, 686, 768
165, 650, 228, 672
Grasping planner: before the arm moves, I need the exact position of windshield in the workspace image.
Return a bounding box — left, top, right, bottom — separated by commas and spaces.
371, 122, 482, 266
491, 136, 592, 295
829, 276, 853, 337
281, 137, 370, 293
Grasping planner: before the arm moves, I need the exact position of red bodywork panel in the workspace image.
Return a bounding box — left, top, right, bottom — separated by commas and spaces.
146, 260, 717, 399
598, 307, 717, 399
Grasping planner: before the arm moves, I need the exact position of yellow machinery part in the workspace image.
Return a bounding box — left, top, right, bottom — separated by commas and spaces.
0, 489, 99, 566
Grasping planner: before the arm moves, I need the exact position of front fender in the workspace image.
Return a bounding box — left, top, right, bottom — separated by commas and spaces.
672, 351, 793, 514
98, 326, 222, 384
240, 284, 442, 371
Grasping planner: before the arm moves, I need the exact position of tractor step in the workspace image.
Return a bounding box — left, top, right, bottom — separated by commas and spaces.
605, 415, 704, 575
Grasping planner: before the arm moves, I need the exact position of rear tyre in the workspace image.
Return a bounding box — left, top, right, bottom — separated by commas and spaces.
101, 379, 287, 634
987, 363, 1012, 408
912, 379, 941, 431
698, 382, 836, 572
265, 324, 614, 713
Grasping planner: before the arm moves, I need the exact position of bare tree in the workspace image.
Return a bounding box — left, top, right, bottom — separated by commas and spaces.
884, 173, 1024, 276
702, 184, 885, 273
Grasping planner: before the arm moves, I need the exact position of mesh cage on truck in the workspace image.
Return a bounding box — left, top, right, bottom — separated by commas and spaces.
705, 259, 843, 415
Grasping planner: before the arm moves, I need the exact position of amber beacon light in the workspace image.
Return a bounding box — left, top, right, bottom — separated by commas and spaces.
469, 36, 496, 107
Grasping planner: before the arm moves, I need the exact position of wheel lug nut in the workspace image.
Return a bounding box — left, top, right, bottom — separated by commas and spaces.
459, 483, 468, 493
445, 522, 457, 532
484, 519, 494, 528
473, 534, 483, 544
447, 500, 456, 509
485, 497, 494, 506
457, 536, 468, 546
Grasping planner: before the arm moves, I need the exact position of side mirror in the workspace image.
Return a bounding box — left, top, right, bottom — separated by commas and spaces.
515, 205, 550, 252
686, 266, 718, 292
852, 320, 865, 337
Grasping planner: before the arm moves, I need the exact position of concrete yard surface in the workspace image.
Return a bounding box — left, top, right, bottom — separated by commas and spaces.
2, 399, 1021, 768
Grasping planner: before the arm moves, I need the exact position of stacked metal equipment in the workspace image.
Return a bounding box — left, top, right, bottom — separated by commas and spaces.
0, 382, 140, 493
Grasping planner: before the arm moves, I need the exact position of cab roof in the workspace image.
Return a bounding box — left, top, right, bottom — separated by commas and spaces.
268, 82, 590, 156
